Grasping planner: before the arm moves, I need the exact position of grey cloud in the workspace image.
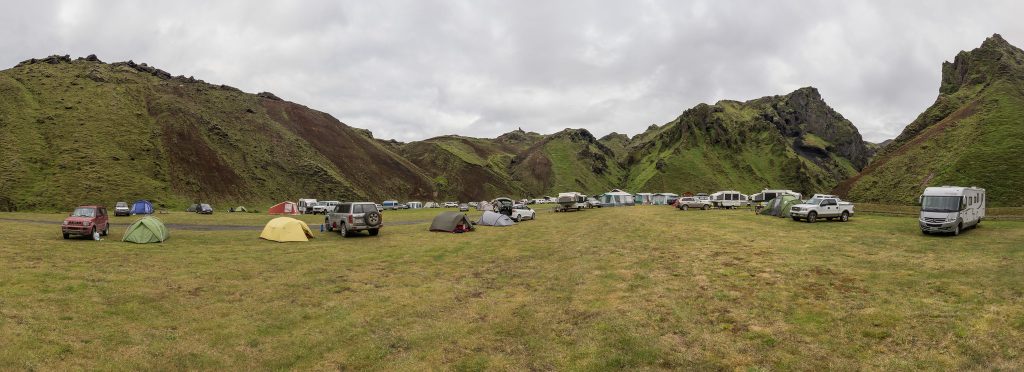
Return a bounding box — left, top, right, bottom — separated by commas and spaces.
2, 0, 1022, 142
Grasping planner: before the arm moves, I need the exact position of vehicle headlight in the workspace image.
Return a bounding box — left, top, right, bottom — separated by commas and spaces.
82, 221, 90, 226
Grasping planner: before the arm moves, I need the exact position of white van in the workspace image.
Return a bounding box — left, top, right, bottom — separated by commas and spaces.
919, 186, 986, 236
709, 190, 747, 209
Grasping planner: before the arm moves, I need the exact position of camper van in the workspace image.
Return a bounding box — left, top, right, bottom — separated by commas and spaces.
382, 200, 400, 210
709, 190, 747, 209
297, 198, 318, 214
919, 186, 986, 236
751, 189, 802, 204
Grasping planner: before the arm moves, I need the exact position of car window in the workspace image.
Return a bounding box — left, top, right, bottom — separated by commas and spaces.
338, 204, 351, 213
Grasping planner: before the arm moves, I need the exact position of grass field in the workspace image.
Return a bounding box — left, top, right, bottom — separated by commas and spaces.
1, 207, 1022, 370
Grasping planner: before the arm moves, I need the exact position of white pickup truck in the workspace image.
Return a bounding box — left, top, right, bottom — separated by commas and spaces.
789, 197, 854, 223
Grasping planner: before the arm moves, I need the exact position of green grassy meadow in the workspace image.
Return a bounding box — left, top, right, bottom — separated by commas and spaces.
1, 207, 1022, 370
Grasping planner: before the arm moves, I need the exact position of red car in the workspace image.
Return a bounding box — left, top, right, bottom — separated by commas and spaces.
62, 205, 110, 239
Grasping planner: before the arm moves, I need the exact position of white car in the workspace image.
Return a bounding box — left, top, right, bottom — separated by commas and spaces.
444, 201, 458, 208
511, 204, 536, 222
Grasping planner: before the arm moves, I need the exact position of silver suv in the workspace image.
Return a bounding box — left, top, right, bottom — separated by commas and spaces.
676, 196, 711, 211
325, 202, 383, 237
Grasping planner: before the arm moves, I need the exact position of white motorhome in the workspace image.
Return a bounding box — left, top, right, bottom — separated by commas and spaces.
709, 190, 747, 209
919, 186, 986, 236
751, 189, 802, 204
297, 198, 318, 214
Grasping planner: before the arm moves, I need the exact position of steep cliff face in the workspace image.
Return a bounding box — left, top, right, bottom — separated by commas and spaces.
623, 87, 869, 195
837, 34, 1024, 206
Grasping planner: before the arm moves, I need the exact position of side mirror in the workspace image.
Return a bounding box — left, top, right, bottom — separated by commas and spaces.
918, 195, 923, 205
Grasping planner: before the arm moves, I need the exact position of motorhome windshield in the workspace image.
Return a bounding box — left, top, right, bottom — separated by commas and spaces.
922, 196, 960, 213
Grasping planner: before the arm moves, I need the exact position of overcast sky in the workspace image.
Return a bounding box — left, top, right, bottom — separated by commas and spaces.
1, 1, 1021, 142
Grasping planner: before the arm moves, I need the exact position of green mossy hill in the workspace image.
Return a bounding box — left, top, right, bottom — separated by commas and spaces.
398, 134, 529, 201
400, 128, 626, 199
837, 34, 1024, 206
0, 55, 432, 211
623, 87, 869, 196
509, 128, 627, 196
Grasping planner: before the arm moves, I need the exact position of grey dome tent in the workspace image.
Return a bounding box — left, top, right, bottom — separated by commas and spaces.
429, 212, 475, 232
477, 211, 515, 227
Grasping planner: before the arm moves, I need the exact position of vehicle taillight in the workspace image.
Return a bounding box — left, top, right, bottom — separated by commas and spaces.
348, 215, 353, 224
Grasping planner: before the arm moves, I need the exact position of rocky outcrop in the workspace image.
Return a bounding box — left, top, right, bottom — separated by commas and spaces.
256, 91, 283, 101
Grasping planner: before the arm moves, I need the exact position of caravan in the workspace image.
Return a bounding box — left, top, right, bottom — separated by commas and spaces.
651, 193, 678, 206
601, 189, 635, 207
709, 190, 747, 209
919, 186, 985, 236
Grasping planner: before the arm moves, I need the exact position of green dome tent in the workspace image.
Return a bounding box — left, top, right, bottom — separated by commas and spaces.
122, 216, 170, 243
760, 195, 800, 217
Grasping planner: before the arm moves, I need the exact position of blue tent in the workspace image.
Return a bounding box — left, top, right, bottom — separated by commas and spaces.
130, 200, 154, 215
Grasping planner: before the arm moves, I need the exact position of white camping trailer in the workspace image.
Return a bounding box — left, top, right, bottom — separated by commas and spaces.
555, 192, 588, 212
751, 189, 802, 204
407, 201, 423, 209
709, 190, 747, 209
919, 186, 985, 236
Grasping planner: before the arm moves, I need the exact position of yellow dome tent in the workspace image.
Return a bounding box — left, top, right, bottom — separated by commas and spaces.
260, 217, 314, 242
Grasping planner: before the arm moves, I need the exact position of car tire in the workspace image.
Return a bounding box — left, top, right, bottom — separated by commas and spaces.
368, 229, 379, 236
922, 230, 929, 235
339, 224, 348, 238
364, 211, 382, 227
953, 223, 961, 236
514, 215, 521, 222
840, 211, 849, 222
807, 212, 817, 223
701, 205, 708, 210
62, 232, 69, 239
102, 224, 109, 236
682, 205, 688, 211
